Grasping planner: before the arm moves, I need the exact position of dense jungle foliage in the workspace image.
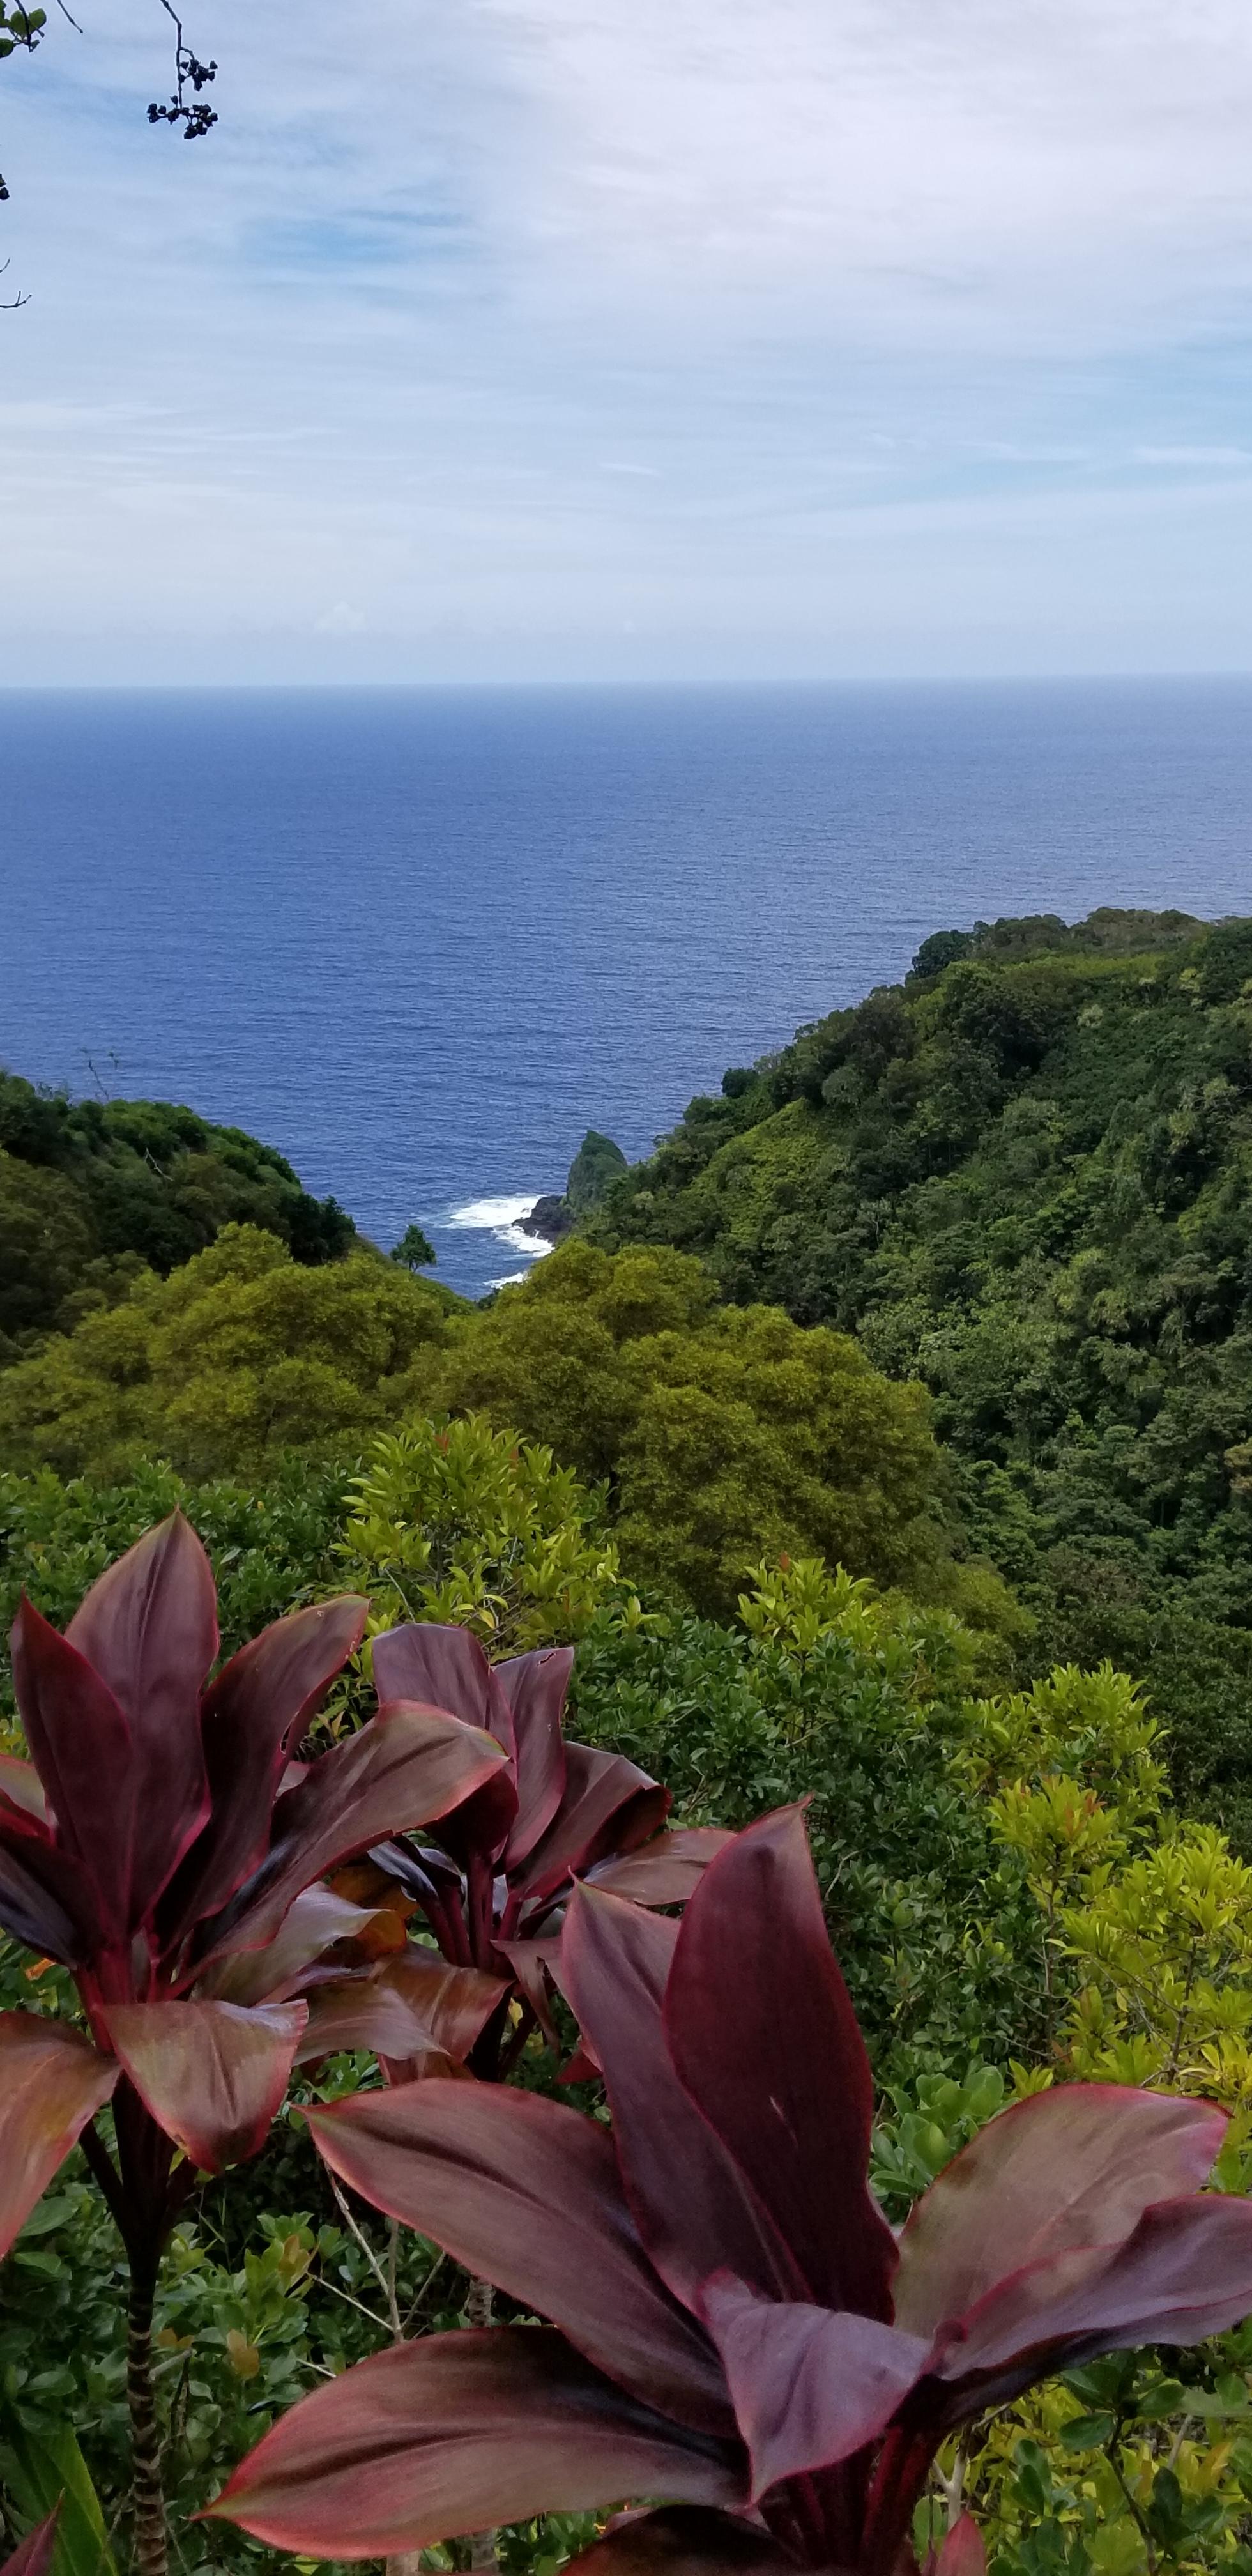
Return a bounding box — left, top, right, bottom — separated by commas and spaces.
584, 908, 1252, 1841
0, 1070, 355, 1365
0, 1225, 993, 1624
3, 919, 1252, 2576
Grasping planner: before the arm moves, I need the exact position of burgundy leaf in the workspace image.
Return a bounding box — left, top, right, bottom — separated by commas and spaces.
665, 1807, 897, 2320
495, 1646, 572, 1867
893, 2086, 1230, 2340
293, 1955, 505, 2067
65, 1512, 217, 1919
584, 1830, 735, 1906
563, 2507, 797, 2576
700, 2274, 931, 2500
1, 2508, 62, 2576
162, 1593, 370, 1944
10, 1598, 135, 1942
198, 1706, 509, 1964
928, 2519, 986, 2576
561, 1885, 803, 2310
0, 1807, 99, 1965
516, 1744, 671, 1903
0, 2011, 118, 2256
494, 1934, 562, 2044
208, 2326, 747, 2557
195, 1886, 397, 2005
931, 2193, 1252, 2405
372, 1624, 519, 1864
103, 1999, 306, 2174
0, 1758, 47, 1824
307, 2077, 737, 2434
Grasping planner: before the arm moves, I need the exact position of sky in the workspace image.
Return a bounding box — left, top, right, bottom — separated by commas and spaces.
4, 0, 1252, 681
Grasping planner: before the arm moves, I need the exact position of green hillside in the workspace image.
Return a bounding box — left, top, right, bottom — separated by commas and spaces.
586, 907, 1252, 1836
0, 1068, 356, 1361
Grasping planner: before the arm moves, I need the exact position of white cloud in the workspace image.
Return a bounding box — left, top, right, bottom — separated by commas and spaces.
314, 601, 368, 634
3, 0, 1252, 673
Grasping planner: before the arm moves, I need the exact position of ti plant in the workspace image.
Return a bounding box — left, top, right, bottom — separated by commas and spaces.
0, 1515, 508, 2576
215, 1808, 1252, 2576
339, 1621, 727, 2078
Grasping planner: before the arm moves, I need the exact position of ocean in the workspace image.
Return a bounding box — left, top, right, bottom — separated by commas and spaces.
3, 682, 1251, 1300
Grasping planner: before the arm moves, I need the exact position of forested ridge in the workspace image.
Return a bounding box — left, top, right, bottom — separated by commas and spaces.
584, 907, 1252, 1834
0, 1070, 356, 1363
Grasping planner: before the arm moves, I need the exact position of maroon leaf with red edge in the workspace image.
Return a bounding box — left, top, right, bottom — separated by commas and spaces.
10, 1600, 135, 1942
664, 1807, 897, 2320
584, 1830, 734, 1908
928, 2193, 1252, 2412
927, 2518, 986, 2576
495, 1646, 572, 1867
0, 2011, 118, 2256
307, 2077, 735, 2434
699, 2274, 930, 2499
103, 1998, 306, 2173
1, 2507, 62, 2576
194, 1885, 399, 2005
293, 1955, 504, 2067
197, 1705, 510, 1964
0, 1758, 47, 1824
65, 1512, 217, 1919
563, 2506, 797, 2576
892, 2085, 1229, 2339
0, 1807, 99, 1966
515, 1744, 671, 1903
372, 1625, 519, 1864
162, 1593, 370, 1945
206, 2326, 748, 2558
561, 1882, 803, 2312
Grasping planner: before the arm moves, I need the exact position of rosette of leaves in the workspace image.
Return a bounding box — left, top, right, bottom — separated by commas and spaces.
340, 1621, 728, 2079
0, 1515, 508, 2576
215, 1809, 1252, 2576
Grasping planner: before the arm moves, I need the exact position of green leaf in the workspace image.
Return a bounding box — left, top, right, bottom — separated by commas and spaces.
1058, 2412, 1117, 2450
0, 2406, 116, 2576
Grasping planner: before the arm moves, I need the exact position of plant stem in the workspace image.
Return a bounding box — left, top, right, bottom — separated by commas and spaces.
127, 2262, 168, 2576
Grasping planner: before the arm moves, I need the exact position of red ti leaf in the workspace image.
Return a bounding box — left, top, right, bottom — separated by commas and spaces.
199, 1705, 510, 1963
10, 1599, 135, 1943
494, 1646, 572, 1867
583, 1830, 734, 1907
665, 1807, 897, 2319
0, 1758, 47, 1825
194, 1885, 400, 2005
894, 2085, 1228, 2338
561, 1885, 802, 2310
103, 1998, 306, 2174
0, 1807, 99, 1966
563, 2506, 798, 2576
515, 1745, 669, 1903
372, 1624, 519, 1864
929, 2194, 1252, 2407
0, 2011, 118, 2256
1, 2508, 62, 2576
700, 2274, 930, 2499
206, 2326, 748, 2557
927, 2518, 986, 2576
293, 1955, 505, 2067
306, 2077, 736, 2434
164, 1593, 369, 1942
65, 1511, 217, 1919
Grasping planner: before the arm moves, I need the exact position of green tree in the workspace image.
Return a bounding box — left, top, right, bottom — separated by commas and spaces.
413, 1239, 956, 1616
0, 1225, 458, 1482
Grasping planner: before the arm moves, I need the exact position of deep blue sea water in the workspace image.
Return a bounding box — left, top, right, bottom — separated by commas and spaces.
3, 683, 1251, 1300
